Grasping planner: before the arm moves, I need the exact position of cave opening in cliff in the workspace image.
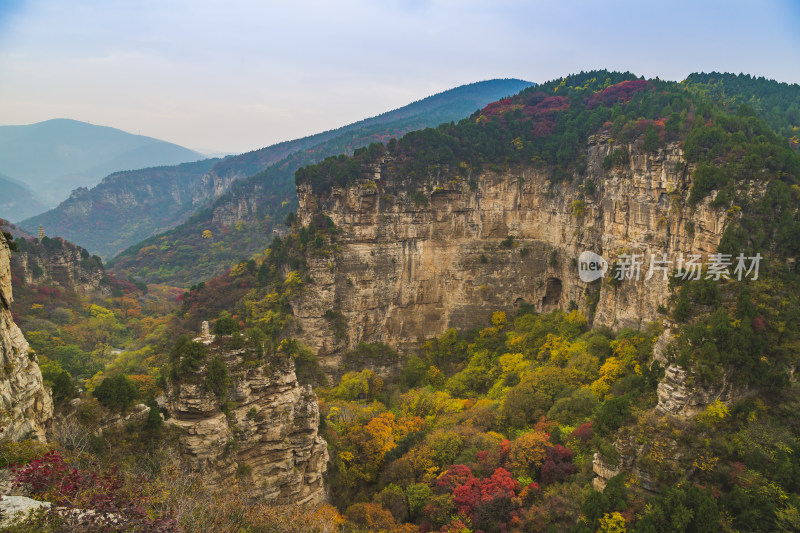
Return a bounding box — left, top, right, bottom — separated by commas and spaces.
541, 277, 563, 310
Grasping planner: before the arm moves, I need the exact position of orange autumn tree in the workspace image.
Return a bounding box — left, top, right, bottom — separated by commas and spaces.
507, 430, 550, 477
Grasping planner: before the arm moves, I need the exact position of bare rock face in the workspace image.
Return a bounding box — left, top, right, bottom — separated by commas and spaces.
10, 237, 108, 297
191, 170, 242, 208
592, 441, 659, 494
655, 365, 750, 417
294, 132, 728, 370
0, 234, 52, 441
166, 338, 327, 505
592, 452, 622, 492
0, 496, 52, 527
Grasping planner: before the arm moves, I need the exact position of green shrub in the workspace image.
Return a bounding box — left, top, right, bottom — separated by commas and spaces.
213, 311, 240, 335
642, 124, 659, 152
593, 396, 631, 434
602, 147, 630, 170
0, 439, 50, 468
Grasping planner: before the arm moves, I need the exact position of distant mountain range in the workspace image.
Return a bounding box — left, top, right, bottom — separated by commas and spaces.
25, 79, 534, 266
0, 173, 46, 221
0, 118, 206, 210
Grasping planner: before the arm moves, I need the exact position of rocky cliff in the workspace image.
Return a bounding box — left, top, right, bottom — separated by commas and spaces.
167, 330, 328, 505
0, 233, 52, 441
10, 236, 109, 297
294, 129, 729, 370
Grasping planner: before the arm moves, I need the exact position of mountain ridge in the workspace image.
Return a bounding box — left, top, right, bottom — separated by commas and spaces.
24, 79, 534, 264
0, 118, 206, 208
0, 172, 46, 221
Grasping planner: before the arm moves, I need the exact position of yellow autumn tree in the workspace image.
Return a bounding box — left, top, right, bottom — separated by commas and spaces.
696, 399, 729, 425
598, 511, 626, 533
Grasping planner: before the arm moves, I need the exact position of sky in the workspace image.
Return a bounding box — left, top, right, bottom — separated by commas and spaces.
1, 0, 799, 155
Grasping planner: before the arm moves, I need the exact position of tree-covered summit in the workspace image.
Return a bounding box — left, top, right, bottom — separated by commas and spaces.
296, 70, 799, 202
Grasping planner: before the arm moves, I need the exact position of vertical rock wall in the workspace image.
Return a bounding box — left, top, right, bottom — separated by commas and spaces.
294, 132, 729, 370
0, 233, 52, 441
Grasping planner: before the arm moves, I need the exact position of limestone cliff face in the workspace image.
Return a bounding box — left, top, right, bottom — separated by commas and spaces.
191, 170, 242, 208
0, 234, 52, 441
209, 181, 267, 228
294, 130, 729, 369
167, 335, 327, 505
11, 238, 108, 297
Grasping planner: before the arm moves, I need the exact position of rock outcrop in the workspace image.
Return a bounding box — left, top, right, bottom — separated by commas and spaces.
0, 233, 52, 441
166, 333, 327, 505
655, 365, 751, 417
0, 496, 51, 527
9, 236, 108, 297
294, 131, 729, 370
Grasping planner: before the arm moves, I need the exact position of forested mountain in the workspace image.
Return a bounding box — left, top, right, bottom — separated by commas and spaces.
685, 72, 800, 142
106, 79, 534, 284
0, 119, 205, 207
22, 159, 221, 259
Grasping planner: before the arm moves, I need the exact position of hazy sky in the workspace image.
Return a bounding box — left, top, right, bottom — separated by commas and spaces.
1, 0, 799, 154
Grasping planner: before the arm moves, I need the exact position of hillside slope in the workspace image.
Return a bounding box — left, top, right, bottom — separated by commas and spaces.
23, 159, 221, 259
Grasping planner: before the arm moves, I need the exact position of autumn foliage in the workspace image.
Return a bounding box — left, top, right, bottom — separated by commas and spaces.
586, 79, 654, 109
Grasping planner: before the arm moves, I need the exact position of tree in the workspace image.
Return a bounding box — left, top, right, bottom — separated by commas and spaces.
451, 467, 519, 530
643, 124, 659, 152
598, 512, 626, 533
547, 388, 599, 425
170, 336, 208, 377
500, 379, 550, 429
40, 360, 76, 405
406, 483, 433, 520
213, 311, 239, 335
540, 445, 578, 484
333, 369, 382, 401
93, 374, 139, 411
2, 231, 16, 252
594, 396, 631, 434
673, 285, 691, 322
345, 503, 399, 532
205, 355, 229, 400
507, 431, 549, 476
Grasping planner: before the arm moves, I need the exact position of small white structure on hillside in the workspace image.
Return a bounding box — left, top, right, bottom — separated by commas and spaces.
194, 320, 215, 344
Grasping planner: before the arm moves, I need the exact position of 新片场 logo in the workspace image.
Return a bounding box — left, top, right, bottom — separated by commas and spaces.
578, 251, 608, 282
